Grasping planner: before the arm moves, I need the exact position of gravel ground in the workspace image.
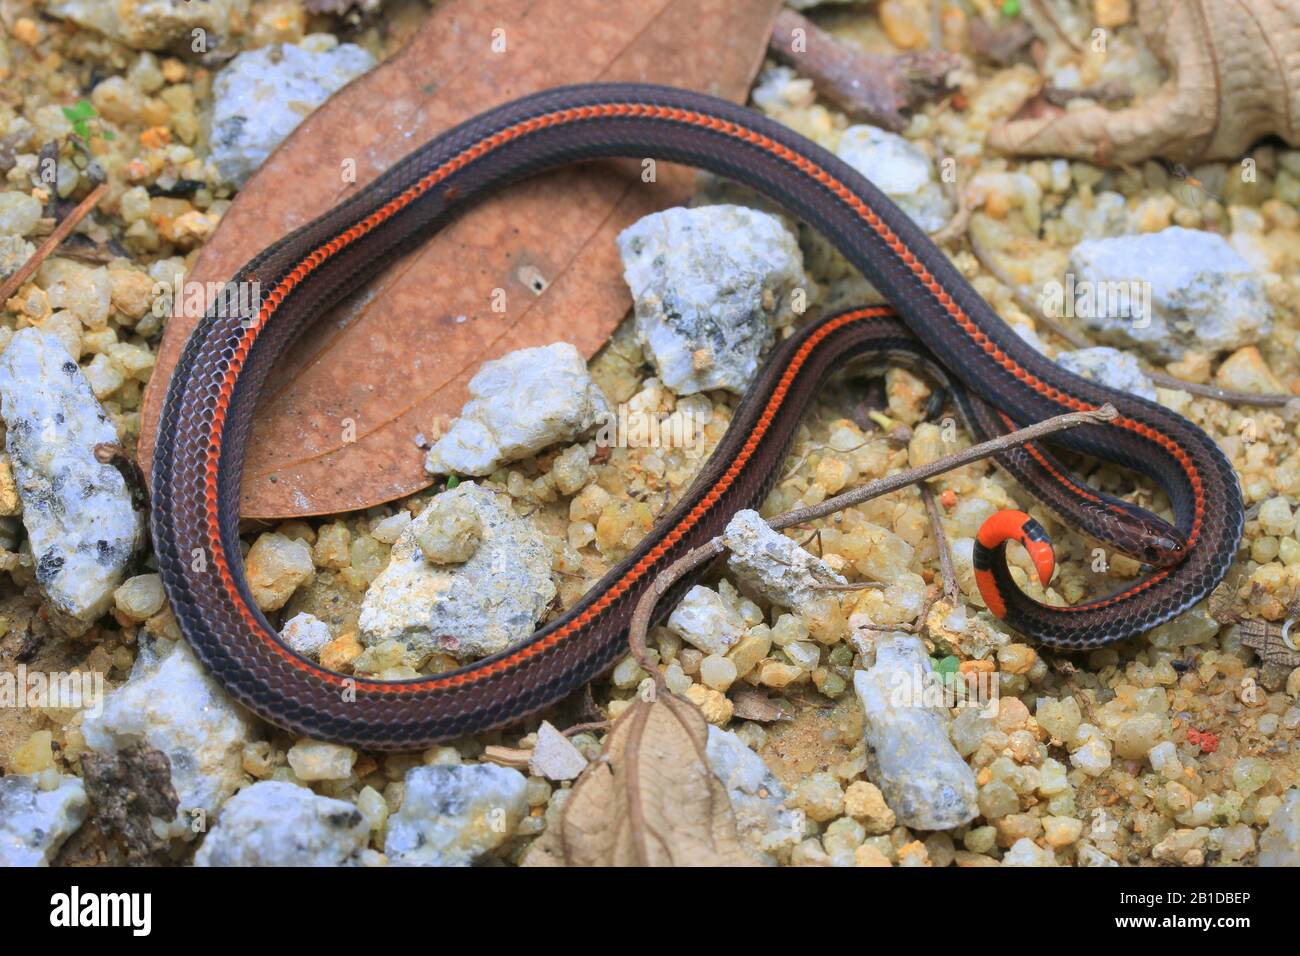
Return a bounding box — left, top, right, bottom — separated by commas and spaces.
0, 0, 1297, 867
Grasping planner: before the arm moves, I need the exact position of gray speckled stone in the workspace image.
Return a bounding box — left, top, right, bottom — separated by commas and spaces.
359, 482, 555, 661
424, 343, 609, 477
618, 205, 807, 395
209, 38, 375, 187
1055, 346, 1157, 401
1066, 227, 1271, 361
194, 782, 373, 867
385, 764, 528, 866
853, 634, 978, 831
0, 328, 143, 632
0, 773, 87, 866
721, 509, 846, 609
706, 726, 801, 863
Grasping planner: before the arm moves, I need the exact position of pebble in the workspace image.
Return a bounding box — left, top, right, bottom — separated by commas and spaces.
1258, 787, 1300, 866
209, 38, 377, 187
0, 329, 143, 631
193, 781, 372, 866
279, 611, 332, 661
1113, 713, 1165, 759
529, 721, 588, 782
1066, 227, 1271, 361
853, 634, 979, 830
1002, 837, 1057, 866
666, 585, 747, 656
424, 343, 610, 476
37, 259, 112, 329
837, 125, 953, 232
1056, 346, 1157, 401
385, 764, 528, 866
618, 205, 807, 395
46, 0, 246, 51
82, 640, 253, 841
0, 773, 87, 866
286, 739, 357, 782
244, 532, 315, 612
414, 493, 482, 564
113, 573, 165, 623
0, 191, 42, 237
843, 780, 896, 834
1070, 736, 1114, 777
721, 508, 846, 618
359, 483, 555, 662
706, 726, 803, 862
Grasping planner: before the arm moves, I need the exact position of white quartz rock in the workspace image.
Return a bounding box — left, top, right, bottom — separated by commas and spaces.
1066, 227, 1271, 361
385, 764, 528, 866
193, 781, 373, 867
359, 482, 555, 661
666, 584, 748, 656
618, 205, 808, 396
853, 633, 978, 830
706, 726, 801, 863
837, 125, 953, 232
1055, 346, 1157, 401
721, 509, 846, 609
209, 37, 376, 187
1259, 787, 1300, 866
280, 612, 332, 661
424, 343, 610, 476
0, 329, 143, 631
81, 640, 253, 841
45, 0, 250, 51
0, 773, 87, 866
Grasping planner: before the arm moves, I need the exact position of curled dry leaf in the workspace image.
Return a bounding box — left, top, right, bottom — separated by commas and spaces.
139, 0, 783, 519
990, 0, 1300, 164
522, 693, 759, 867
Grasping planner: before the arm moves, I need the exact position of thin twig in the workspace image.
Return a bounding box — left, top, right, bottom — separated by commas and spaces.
919, 482, 959, 606
1028, 0, 1083, 53
930, 151, 971, 244
0, 182, 107, 305
768, 8, 957, 132
561, 720, 611, 738
626, 405, 1116, 662
768, 405, 1116, 532
967, 229, 1296, 408
968, 228, 1090, 348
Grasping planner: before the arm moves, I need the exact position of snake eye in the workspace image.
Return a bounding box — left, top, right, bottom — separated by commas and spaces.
1140, 529, 1187, 567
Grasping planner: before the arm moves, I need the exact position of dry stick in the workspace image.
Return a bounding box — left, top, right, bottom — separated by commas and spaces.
920, 481, 960, 606
966, 230, 1296, 408
627, 404, 1117, 669
930, 138, 971, 245
0, 182, 108, 305
767, 8, 958, 133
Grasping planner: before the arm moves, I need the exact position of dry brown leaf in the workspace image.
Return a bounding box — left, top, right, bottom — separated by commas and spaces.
139, 0, 783, 518
730, 685, 793, 723
521, 693, 759, 867
989, 0, 1300, 164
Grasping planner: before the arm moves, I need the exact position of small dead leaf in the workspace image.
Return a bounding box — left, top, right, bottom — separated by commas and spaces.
139, 0, 783, 518
731, 686, 793, 723
990, 0, 1300, 164
1238, 619, 1300, 668
522, 694, 758, 866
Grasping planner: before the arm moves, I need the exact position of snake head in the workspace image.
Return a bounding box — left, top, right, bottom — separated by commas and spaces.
1130, 514, 1189, 568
